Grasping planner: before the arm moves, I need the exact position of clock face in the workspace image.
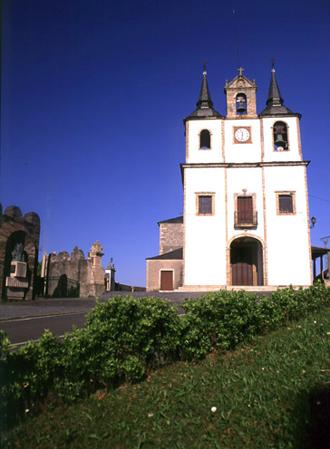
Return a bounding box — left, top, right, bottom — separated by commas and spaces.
234, 127, 250, 143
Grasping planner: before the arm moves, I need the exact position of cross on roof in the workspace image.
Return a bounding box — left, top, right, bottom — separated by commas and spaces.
238, 67, 245, 76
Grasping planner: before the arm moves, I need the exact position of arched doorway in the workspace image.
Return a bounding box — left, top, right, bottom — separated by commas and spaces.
230, 237, 263, 286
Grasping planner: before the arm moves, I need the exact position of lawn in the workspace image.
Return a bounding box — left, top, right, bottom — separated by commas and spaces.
3, 307, 330, 449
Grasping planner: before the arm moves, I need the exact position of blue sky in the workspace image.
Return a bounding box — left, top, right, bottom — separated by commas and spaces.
1, 0, 330, 286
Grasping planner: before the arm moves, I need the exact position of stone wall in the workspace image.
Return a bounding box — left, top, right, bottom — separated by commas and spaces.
45, 242, 105, 298
46, 247, 87, 297
159, 223, 184, 255
146, 259, 183, 291
225, 75, 257, 118
0, 204, 40, 300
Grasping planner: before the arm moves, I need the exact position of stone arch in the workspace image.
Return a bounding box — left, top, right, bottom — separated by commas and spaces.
229, 236, 264, 286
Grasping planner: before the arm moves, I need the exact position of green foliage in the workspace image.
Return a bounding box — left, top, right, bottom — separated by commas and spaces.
4, 308, 330, 449
1, 285, 330, 433
0, 330, 63, 428
181, 283, 330, 359
0, 329, 10, 360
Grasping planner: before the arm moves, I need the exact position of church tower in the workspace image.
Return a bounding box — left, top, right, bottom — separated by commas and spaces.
146, 66, 312, 291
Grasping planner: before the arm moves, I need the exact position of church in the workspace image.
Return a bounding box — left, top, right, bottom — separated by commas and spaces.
146, 66, 312, 291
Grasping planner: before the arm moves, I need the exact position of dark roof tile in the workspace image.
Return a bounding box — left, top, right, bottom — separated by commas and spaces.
146, 248, 183, 260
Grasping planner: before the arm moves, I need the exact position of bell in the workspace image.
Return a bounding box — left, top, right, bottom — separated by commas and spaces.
236, 102, 246, 113
275, 134, 285, 146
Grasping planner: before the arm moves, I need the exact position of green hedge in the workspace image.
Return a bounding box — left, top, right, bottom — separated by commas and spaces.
181, 282, 330, 359
1, 283, 329, 429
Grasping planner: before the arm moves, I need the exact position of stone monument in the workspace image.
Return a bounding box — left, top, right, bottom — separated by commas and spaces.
5, 243, 29, 300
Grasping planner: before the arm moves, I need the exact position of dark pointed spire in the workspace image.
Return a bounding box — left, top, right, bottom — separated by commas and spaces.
260, 64, 298, 117
266, 63, 284, 107
196, 66, 214, 109
184, 66, 223, 121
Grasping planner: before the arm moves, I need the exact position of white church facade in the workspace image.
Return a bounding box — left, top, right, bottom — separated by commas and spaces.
146, 66, 312, 291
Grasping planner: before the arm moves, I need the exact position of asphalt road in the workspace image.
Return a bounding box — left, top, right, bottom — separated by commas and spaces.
0, 312, 87, 346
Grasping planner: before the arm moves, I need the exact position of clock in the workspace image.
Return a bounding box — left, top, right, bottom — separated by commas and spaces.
234, 127, 251, 143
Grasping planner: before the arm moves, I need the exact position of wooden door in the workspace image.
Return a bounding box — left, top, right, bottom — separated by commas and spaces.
160, 271, 173, 290
231, 245, 253, 286
237, 196, 253, 224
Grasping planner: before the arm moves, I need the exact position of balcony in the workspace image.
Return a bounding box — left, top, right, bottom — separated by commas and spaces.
234, 211, 258, 229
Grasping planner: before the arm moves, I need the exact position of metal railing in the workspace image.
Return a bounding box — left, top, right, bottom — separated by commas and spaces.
234, 211, 258, 228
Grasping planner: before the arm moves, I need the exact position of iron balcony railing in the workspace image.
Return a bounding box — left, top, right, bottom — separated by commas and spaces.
234, 211, 258, 228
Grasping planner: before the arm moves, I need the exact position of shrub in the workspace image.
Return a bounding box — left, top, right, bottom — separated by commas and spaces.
180, 283, 330, 359
54, 296, 181, 399
0, 330, 62, 428
1, 285, 329, 430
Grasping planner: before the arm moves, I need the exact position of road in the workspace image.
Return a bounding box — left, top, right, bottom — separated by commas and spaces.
0, 312, 88, 346
0, 290, 273, 346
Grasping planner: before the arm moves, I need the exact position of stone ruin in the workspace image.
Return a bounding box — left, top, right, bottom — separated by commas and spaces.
0, 204, 40, 300
42, 241, 114, 298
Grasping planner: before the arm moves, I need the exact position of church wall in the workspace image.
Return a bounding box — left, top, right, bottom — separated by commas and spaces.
186, 119, 223, 164
262, 117, 302, 162
184, 167, 227, 285
159, 222, 183, 254
224, 119, 261, 163
226, 166, 265, 242
264, 165, 312, 286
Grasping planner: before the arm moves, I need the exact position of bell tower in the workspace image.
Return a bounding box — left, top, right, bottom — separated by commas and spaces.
224, 67, 257, 118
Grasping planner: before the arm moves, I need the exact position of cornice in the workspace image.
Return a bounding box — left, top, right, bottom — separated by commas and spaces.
180, 160, 310, 183
181, 160, 310, 171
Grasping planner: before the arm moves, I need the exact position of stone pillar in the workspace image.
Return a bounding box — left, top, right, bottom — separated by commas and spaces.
87, 241, 105, 297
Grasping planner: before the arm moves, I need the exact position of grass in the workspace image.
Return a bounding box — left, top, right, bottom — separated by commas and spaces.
3, 308, 330, 449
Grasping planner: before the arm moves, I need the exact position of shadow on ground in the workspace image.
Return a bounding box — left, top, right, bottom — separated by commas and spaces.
294, 384, 330, 449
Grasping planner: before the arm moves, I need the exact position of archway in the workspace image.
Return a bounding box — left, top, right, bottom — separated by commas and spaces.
230, 237, 263, 286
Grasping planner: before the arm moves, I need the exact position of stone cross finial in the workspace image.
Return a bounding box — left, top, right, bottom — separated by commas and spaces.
238, 67, 245, 76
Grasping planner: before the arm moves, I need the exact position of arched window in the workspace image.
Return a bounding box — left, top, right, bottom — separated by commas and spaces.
236, 93, 247, 114
200, 129, 211, 149
273, 121, 288, 151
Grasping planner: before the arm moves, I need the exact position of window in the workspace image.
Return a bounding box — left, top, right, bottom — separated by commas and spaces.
273, 121, 288, 151
236, 93, 247, 115
234, 194, 257, 227
200, 129, 211, 149
277, 193, 295, 214
197, 194, 213, 215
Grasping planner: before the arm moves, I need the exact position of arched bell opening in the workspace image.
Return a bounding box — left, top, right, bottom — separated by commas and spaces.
199, 129, 211, 149
230, 237, 264, 286
236, 93, 247, 115
273, 121, 289, 151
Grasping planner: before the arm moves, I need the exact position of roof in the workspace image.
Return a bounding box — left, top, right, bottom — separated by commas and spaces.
146, 248, 183, 260
312, 246, 330, 258
158, 216, 183, 225
259, 65, 300, 118
184, 69, 223, 122
224, 68, 257, 90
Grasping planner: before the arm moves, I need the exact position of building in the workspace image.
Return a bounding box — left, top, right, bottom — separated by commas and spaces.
146, 66, 312, 291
